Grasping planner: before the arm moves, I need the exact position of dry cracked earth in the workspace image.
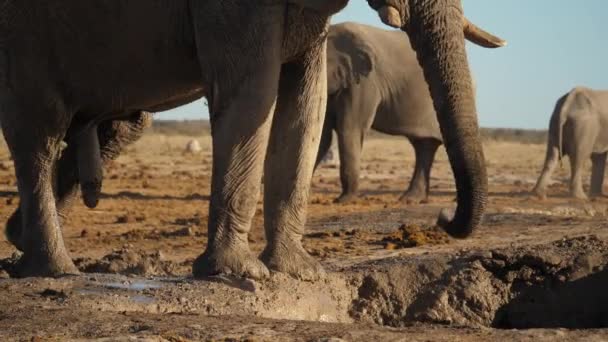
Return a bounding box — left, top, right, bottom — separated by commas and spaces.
1, 131, 608, 341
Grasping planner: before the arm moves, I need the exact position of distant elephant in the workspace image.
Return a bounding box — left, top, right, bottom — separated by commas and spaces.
315, 22, 449, 203
532, 87, 608, 199
0, 0, 504, 279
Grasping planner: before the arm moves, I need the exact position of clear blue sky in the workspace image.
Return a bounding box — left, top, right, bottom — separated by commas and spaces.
157, 1, 608, 129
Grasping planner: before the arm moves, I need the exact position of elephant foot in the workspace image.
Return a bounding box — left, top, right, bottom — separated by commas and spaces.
334, 192, 357, 204
14, 249, 79, 278
570, 191, 588, 201
5, 212, 23, 251
399, 188, 428, 204
261, 240, 325, 281
192, 243, 269, 280
590, 192, 605, 199
531, 189, 547, 201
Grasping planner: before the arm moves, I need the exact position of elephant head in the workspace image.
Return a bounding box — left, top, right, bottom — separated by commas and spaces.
294, 0, 506, 238
325, 29, 374, 94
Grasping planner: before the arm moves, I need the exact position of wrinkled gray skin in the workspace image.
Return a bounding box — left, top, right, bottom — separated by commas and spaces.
0, 0, 503, 279
5, 112, 153, 252
533, 87, 608, 199
315, 22, 443, 204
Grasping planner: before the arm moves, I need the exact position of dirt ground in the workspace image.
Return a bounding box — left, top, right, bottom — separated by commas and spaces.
1, 131, 608, 341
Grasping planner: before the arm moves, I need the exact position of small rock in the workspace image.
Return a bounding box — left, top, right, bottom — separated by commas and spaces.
80, 229, 89, 238
185, 139, 202, 154
0, 269, 10, 279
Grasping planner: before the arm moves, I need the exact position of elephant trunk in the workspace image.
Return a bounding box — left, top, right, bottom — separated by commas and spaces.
406, 0, 487, 238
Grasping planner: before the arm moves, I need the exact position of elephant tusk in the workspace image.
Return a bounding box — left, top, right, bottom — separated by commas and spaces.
377, 6, 402, 28
463, 17, 507, 48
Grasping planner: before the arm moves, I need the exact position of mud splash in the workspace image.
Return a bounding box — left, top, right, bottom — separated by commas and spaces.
351, 235, 608, 329
75, 249, 179, 276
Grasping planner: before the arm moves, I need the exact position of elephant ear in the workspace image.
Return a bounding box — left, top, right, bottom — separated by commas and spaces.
326, 26, 375, 94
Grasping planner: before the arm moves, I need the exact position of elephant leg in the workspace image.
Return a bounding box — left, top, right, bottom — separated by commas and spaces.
192, 59, 280, 280
313, 109, 335, 171
400, 138, 441, 203
569, 154, 588, 200
532, 146, 561, 200
1, 97, 78, 277
333, 89, 378, 203
335, 126, 363, 203
5, 112, 152, 251
260, 40, 327, 281
569, 124, 595, 200
590, 152, 607, 197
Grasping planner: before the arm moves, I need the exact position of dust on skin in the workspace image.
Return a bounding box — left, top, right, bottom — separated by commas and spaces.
0, 130, 607, 340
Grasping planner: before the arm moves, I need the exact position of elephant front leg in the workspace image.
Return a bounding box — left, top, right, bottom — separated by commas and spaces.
260, 42, 328, 281
5, 112, 152, 251
590, 152, 607, 197
1, 97, 78, 277
400, 138, 440, 203
191, 65, 281, 280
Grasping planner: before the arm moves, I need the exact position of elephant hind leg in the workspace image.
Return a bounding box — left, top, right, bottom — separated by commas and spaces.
568, 122, 596, 199
1, 95, 78, 277
400, 138, 441, 203
590, 152, 607, 197
532, 146, 561, 199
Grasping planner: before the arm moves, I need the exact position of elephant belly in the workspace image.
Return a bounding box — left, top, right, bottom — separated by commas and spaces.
25, 1, 204, 115
372, 102, 442, 141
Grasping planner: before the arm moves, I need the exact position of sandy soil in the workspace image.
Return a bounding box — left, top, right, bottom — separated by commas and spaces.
0, 132, 607, 341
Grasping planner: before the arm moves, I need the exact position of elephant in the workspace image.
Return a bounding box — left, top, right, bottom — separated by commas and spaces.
315, 22, 447, 203
0, 0, 505, 279
532, 87, 608, 199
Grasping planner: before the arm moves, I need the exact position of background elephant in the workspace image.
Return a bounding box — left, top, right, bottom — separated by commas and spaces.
533, 87, 608, 199
0, 0, 503, 279
316, 22, 444, 204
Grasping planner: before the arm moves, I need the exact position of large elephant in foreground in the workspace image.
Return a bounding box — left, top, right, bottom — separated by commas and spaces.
315, 22, 445, 203
532, 87, 608, 199
0, 0, 504, 279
